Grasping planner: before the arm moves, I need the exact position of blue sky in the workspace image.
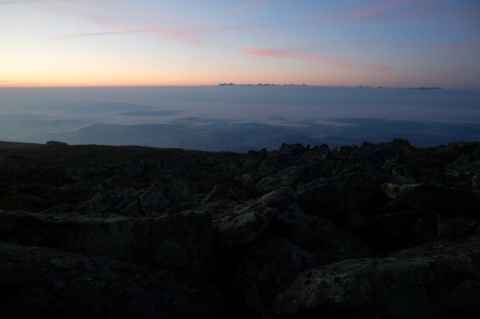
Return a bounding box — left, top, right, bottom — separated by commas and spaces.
1, 0, 479, 88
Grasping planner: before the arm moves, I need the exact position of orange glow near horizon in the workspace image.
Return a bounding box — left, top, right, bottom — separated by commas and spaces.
0, 69, 221, 88
0, 66, 334, 88
0, 77, 355, 89
0, 57, 396, 88
0, 78, 220, 88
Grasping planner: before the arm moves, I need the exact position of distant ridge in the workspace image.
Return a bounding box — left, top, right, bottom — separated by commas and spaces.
0, 141, 43, 149
219, 83, 442, 90
218, 82, 307, 87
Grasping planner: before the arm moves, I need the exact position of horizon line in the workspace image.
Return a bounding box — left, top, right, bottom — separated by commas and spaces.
0, 84, 463, 90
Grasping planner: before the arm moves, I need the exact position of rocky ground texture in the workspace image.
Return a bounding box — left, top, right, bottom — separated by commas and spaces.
0, 139, 479, 318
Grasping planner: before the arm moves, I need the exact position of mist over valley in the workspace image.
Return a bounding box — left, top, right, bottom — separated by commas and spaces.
1, 86, 479, 152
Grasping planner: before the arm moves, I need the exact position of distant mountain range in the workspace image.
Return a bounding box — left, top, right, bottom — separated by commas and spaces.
218, 83, 442, 90
218, 83, 307, 86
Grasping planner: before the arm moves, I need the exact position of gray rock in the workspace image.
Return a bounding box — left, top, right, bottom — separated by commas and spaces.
381, 183, 420, 200
411, 217, 438, 245
77, 188, 139, 215
0, 242, 223, 319
140, 181, 177, 215
297, 179, 349, 221
472, 173, 480, 190
261, 187, 297, 213
437, 213, 480, 238
234, 233, 316, 317
41, 203, 76, 214
202, 185, 230, 203
274, 213, 372, 265
213, 200, 272, 250
278, 143, 308, 157
0, 210, 215, 274
273, 234, 480, 318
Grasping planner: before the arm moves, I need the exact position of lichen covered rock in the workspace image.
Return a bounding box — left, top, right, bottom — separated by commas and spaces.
273, 234, 480, 318
214, 204, 271, 249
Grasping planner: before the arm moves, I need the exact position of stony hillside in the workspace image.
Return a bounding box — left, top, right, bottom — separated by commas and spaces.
0, 139, 479, 318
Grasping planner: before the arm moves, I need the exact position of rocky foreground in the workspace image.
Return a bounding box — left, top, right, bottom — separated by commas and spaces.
0, 139, 479, 318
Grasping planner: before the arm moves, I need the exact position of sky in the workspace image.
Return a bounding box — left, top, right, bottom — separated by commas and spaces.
1, 0, 480, 89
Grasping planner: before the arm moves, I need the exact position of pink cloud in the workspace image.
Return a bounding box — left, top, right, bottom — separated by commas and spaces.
242, 48, 300, 59
242, 47, 390, 72
57, 30, 147, 38
46, 5, 206, 46
225, 0, 268, 18
59, 26, 205, 46
144, 26, 205, 46
248, 32, 480, 54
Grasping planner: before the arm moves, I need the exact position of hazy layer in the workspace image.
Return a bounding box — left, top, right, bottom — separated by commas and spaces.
1, 86, 479, 152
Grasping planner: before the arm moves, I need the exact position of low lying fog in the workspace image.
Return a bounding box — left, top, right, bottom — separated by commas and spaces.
1, 86, 479, 152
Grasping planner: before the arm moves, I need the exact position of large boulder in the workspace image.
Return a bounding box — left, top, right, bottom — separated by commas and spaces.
139, 181, 178, 214
213, 202, 271, 250
0, 210, 215, 273
297, 178, 364, 231
213, 187, 299, 250
361, 184, 480, 253
261, 187, 298, 213
273, 234, 480, 318
273, 213, 372, 265
233, 233, 317, 317
0, 242, 223, 319
76, 188, 139, 215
